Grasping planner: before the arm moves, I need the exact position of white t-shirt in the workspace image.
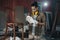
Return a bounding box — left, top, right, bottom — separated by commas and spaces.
26, 15, 38, 24
26, 15, 34, 24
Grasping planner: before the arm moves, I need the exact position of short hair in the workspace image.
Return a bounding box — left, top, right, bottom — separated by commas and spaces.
31, 2, 38, 7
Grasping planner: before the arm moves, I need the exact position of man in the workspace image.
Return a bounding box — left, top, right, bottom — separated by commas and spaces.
31, 1, 46, 36
26, 1, 46, 38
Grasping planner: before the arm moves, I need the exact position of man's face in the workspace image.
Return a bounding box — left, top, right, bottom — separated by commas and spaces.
31, 6, 37, 12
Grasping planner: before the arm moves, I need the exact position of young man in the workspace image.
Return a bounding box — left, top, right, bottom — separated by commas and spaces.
31, 2, 46, 37
26, 2, 46, 38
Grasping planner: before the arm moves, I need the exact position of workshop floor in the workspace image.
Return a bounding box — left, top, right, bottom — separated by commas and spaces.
5, 34, 60, 40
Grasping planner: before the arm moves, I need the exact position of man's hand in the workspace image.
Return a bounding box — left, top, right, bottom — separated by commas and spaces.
38, 22, 45, 26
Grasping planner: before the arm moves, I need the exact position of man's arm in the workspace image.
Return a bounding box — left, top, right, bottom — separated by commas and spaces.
40, 13, 46, 26
37, 13, 46, 26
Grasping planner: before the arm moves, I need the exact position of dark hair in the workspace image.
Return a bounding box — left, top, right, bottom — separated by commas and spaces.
31, 2, 38, 7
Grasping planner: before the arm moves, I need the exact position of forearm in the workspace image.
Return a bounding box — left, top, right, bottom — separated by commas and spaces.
38, 22, 45, 26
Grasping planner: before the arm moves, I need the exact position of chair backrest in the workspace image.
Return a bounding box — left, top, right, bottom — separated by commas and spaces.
15, 6, 25, 24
